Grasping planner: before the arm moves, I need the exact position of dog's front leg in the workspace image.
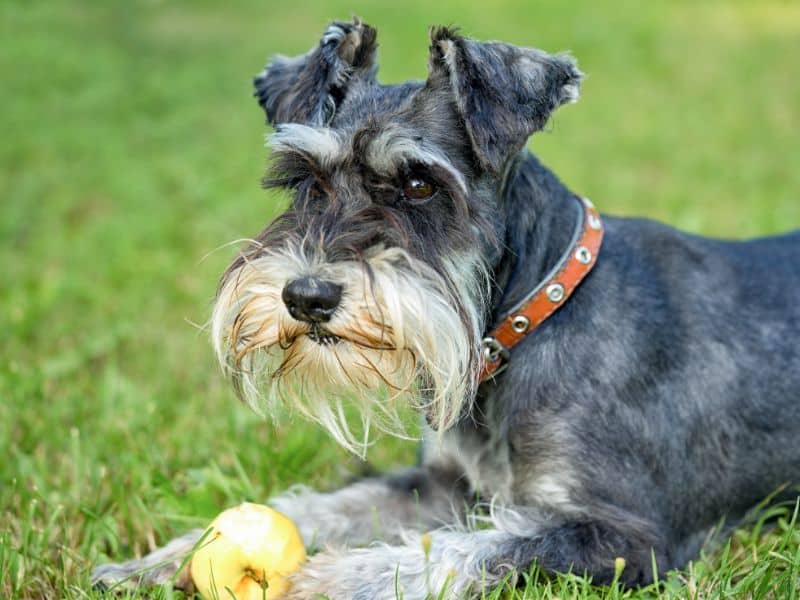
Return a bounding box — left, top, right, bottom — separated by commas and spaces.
90, 529, 203, 592
287, 508, 668, 599
90, 466, 462, 592
269, 466, 465, 549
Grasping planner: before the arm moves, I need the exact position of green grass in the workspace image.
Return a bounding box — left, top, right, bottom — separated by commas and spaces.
1, 0, 799, 597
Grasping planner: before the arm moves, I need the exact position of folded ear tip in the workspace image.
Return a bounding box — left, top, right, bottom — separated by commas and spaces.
349, 15, 375, 31
554, 53, 583, 103
356, 23, 379, 59
428, 25, 463, 67
253, 19, 380, 126
562, 81, 581, 104
320, 19, 378, 68
253, 60, 279, 115
362, 23, 377, 40
343, 15, 378, 42
429, 25, 461, 44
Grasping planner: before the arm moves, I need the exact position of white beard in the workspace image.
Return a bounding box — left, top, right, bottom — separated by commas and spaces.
211, 240, 488, 455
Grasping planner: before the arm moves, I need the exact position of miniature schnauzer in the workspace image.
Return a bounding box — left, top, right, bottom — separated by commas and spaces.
92, 19, 800, 598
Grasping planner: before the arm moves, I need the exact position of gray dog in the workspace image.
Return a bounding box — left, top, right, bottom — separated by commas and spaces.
92, 19, 800, 599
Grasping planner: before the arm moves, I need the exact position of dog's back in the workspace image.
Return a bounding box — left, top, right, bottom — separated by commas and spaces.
562, 215, 800, 557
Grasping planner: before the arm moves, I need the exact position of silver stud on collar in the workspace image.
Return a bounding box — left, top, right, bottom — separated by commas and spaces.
546, 283, 565, 303
511, 315, 530, 333
575, 246, 592, 265
588, 214, 602, 231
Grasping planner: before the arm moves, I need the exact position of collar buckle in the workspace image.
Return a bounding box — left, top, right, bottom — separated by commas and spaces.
481, 336, 508, 362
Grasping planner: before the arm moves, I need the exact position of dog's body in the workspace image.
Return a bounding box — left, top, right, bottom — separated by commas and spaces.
92, 20, 800, 598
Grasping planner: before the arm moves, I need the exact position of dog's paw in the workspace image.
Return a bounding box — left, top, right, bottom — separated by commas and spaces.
90, 529, 202, 593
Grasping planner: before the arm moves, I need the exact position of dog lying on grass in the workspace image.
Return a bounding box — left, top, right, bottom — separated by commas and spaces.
92, 19, 800, 598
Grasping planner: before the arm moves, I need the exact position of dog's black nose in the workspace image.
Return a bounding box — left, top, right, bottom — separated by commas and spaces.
282, 277, 342, 323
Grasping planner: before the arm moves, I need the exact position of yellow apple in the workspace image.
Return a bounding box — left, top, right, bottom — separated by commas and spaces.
190, 502, 306, 600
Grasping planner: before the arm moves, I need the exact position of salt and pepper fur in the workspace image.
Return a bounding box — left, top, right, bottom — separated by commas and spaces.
92, 18, 800, 598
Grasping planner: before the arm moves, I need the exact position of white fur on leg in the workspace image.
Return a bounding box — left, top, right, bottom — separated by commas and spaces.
269, 478, 460, 550
285, 527, 522, 600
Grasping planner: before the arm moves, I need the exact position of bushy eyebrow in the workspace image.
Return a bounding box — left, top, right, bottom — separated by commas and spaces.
265, 123, 469, 201
267, 123, 344, 170
365, 126, 468, 196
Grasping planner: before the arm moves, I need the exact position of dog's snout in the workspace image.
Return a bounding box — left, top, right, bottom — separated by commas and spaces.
282, 277, 342, 323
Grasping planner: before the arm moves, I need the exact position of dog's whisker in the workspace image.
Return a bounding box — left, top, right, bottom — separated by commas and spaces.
273, 345, 304, 379
197, 238, 265, 266
351, 353, 406, 394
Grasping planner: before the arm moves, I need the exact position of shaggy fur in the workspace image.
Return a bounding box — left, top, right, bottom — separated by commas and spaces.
92, 18, 800, 599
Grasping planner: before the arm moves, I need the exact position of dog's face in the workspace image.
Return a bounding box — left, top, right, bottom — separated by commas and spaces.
211, 21, 582, 451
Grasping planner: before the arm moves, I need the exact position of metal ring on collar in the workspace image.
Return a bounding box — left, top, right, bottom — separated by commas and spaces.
481, 337, 508, 363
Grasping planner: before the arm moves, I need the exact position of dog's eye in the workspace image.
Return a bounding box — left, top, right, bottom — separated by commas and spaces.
402, 177, 436, 203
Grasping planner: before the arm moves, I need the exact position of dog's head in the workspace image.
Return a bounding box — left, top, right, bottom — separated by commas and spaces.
211, 19, 581, 452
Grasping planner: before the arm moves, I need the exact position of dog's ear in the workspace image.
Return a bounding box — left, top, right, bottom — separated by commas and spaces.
254, 19, 378, 126
427, 27, 582, 174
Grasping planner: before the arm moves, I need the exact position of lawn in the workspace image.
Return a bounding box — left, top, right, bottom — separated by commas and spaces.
1, 0, 799, 598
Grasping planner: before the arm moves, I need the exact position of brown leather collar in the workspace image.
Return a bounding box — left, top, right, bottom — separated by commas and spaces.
479, 196, 604, 382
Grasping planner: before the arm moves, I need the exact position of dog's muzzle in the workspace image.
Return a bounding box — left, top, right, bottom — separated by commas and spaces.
211, 244, 486, 453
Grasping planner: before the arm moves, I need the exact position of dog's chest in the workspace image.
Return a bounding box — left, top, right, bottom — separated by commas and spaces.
422, 401, 514, 502
422, 401, 581, 511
